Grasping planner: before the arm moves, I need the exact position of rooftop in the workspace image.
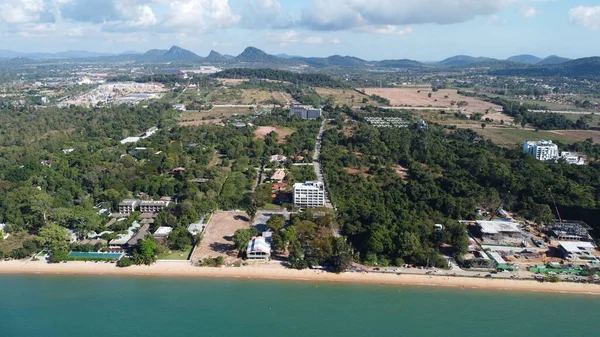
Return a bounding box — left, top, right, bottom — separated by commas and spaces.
153, 226, 172, 237
476, 221, 521, 234
247, 236, 271, 254
558, 241, 596, 253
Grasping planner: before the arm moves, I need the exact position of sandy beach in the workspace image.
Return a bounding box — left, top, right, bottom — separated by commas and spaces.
1, 260, 599, 295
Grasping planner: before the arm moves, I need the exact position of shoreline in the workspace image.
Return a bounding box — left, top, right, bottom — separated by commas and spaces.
1, 260, 600, 295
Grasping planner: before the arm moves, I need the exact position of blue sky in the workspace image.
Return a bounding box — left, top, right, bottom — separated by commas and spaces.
0, 0, 599, 60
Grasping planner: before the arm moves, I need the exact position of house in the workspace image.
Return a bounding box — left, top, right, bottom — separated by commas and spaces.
153, 227, 172, 242
270, 169, 286, 183
187, 222, 205, 236
120, 137, 140, 145
125, 224, 151, 251
139, 200, 170, 213
142, 126, 159, 138
173, 167, 186, 174
118, 199, 138, 215
174, 104, 186, 111
558, 241, 597, 262
62, 148, 75, 154
293, 181, 325, 208
246, 236, 271, 261
270, 154, 287, 163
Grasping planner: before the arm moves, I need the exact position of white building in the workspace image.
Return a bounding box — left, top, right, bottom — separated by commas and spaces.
560, 152, 585, 165
121, 137, 140, 145
523, 140, 559, 161
246, 236, 271, 261
293, 181, 325, 208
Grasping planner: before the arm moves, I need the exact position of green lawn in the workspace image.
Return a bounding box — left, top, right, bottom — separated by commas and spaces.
474, 127, 577, 146
560, 113, 600, 126
158, 247, 193, 260
260, 203, 283, 210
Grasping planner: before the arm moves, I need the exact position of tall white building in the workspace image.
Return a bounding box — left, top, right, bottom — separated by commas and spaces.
293, 181, 325, 208
523, 140, 559, 161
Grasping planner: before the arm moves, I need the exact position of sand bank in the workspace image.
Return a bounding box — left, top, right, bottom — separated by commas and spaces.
1, 260, 599, 295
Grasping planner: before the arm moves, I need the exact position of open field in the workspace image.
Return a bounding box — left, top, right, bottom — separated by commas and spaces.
468, 127, 586, 145
0, 232, 35, 252
179, 107, 255, 126
315, 88, 371, 106
216, 78, 248, 85
254, 126, 296, 143
191, 211, 251, 264
359, 88, 505, 115
551, 130, 600, 144
559, 112, 600, 126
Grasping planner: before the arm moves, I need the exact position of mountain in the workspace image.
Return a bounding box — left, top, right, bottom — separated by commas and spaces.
223, 54, 235, 60
0, 49, 114, 60
205, 50, 227, 63
376, 59, 427, 69
235, 47, 284, 64
119, 50, 142, 55
438, 55, 497, 67
492, 57, 600, 77
140, 46, 203, 62
297, 55, 366, 68
507, 54, 542, 65
538, 55, 570, 65
275, 53, 302, 59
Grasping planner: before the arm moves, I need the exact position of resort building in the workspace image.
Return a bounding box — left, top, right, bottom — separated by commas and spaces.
293, 181, 325, 208
523, 140, 559, 161
558, 241, 597, 262
118, 199, 138, 215
153, 227, 172, 242
139, 200, 170, 213
246, 236, 271, 261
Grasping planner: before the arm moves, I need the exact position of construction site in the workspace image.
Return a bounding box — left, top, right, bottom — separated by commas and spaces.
59, 82, 167, 106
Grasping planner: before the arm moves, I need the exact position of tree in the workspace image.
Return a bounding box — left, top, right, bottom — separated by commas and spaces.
133, 238, 159, 265
481, 123, 486, 130
266, 214, 286, 232
169, 227, 192, 250
245, 205, 257, 220
427, 93, 432, 98
38, 224, 69, 252
330, 237, 352, 273
117, 257, 134, 267
50, 249, 69, 263
232, 228, 257, 255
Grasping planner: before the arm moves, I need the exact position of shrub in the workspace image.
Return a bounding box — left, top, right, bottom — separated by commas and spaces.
117, 257, 135, 268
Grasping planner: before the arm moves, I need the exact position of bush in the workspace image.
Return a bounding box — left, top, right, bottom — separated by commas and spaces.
117, 257, 134, 268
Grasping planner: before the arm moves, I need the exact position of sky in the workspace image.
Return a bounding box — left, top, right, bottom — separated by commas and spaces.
0, 0, 599, 61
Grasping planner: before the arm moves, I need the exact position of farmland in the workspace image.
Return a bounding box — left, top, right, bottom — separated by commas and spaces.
254, 126, 296, 144
314, 88, 371, 106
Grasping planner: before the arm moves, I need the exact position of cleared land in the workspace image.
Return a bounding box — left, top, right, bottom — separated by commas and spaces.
254, 126, 295, 144
179, 107, 254, 126
315, 88, 371, 106
158, 247, 193, 260
551, 130, 600, 144
359, 88, 505, 115
191, 211, 250, 264
207, 88, 292, 105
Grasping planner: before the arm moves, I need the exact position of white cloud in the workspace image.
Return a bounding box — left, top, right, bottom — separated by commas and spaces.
360, 25, 413, 36
0, 0, 55, 24
162, 0, 240, 32
240, 0, 295, 29
300, 0, 517, 31
266, 30, 340, 46
519, 6, 538, 18
569, 6, 600, 30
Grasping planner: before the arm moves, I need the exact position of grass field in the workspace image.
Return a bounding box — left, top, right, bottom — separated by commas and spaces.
179, 107, 255, 126
0, 232, 35, 253
206, 88, 292, 105
158, 247, 193, 260
471, 127, 585, 145
560, 113, 600, 126
314, 88, 371, 106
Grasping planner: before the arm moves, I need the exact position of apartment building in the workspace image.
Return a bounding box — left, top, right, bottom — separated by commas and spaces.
523, 140, 559, 161
293, 181, 325, 208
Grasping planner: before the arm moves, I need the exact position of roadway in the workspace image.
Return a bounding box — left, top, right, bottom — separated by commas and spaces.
313, 119, 333, 208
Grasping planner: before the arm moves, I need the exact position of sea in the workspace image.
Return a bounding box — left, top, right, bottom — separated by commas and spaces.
1, 275, 599, 337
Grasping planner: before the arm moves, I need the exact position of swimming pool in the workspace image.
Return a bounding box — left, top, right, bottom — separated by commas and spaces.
68, 252, 123, 260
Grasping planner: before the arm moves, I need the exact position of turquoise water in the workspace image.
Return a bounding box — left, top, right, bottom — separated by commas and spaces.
1, 275, 599, 337
68, 252, 123, 259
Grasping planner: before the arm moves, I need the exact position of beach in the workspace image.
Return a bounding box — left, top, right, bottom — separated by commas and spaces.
1, 260, 599, 295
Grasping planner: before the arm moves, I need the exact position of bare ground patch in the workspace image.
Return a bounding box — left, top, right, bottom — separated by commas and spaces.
178, 107, 255, 126
358, 88, 508, 116
254, 126, 295, 144
191, 211, 251, 264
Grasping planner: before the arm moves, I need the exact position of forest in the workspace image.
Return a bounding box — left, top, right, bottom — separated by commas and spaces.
320, 107, 600, 266
213, 68, 347, 88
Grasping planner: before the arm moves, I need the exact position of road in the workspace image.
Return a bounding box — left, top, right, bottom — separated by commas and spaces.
313, 119, 333, 209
